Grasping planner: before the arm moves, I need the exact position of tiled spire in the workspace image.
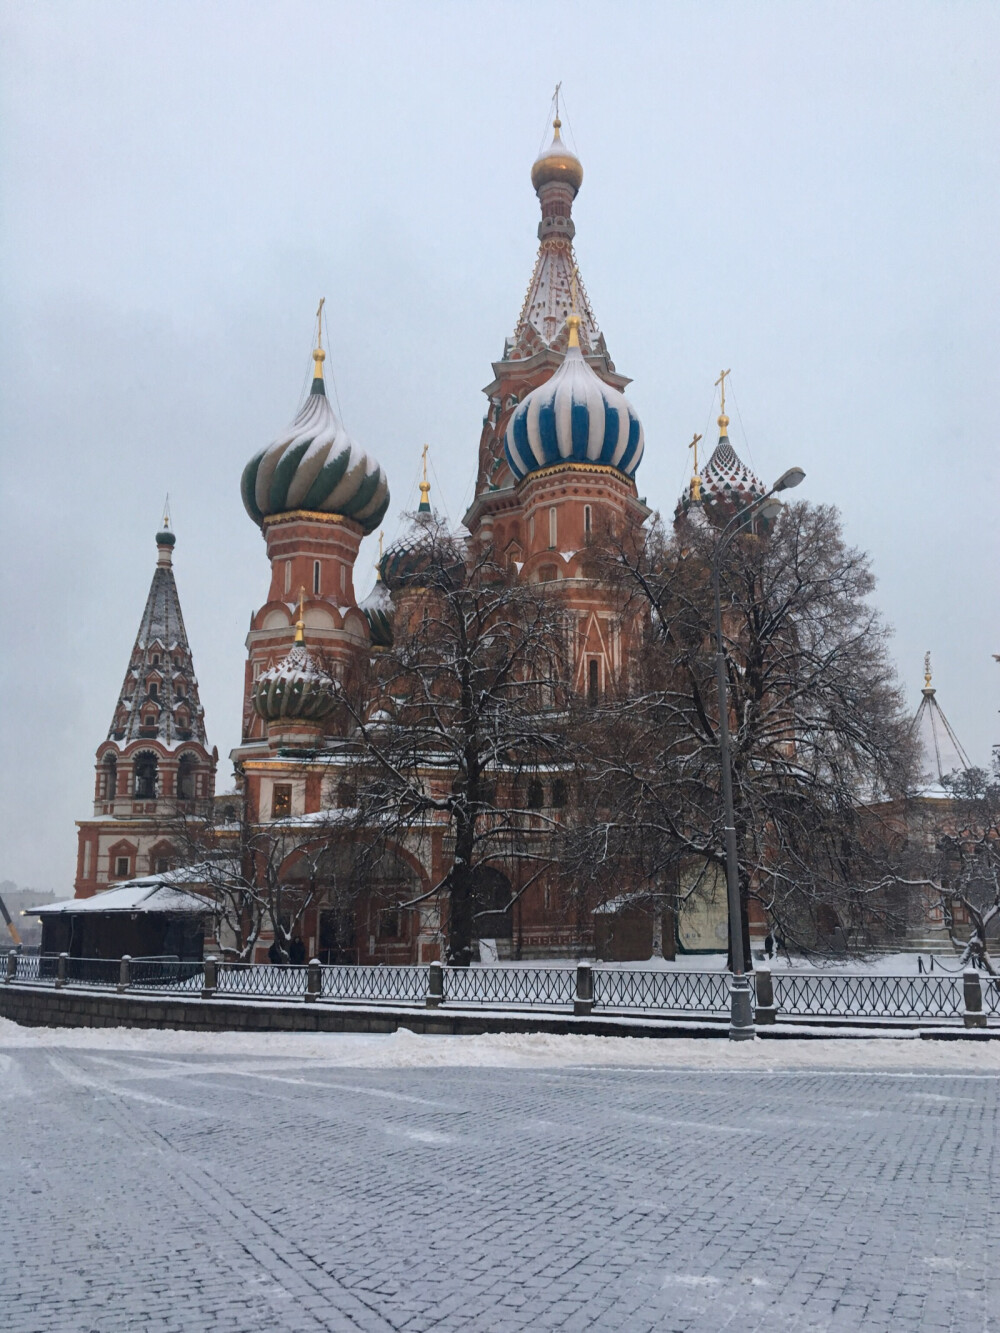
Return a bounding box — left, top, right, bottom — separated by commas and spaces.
106, 523, 208, 749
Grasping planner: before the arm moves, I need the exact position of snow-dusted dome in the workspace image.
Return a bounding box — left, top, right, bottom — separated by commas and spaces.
359, 576, 394, 649
241, 355, 389, 535
504, 318, 644, 483
252, 629, 336, 724
675, 415, 767, 529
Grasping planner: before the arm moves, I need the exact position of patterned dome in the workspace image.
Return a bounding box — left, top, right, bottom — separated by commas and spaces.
504, 318, 644, 482
359, 576, 394, 649
241, 354, 389, 535
252, 626, 336, 724
674, 415, 768, 528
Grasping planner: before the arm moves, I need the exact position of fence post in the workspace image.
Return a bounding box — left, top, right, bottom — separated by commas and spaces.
963, 968, 986, 1029
117, 955, 131, 994
55, 952, 68, 988
305, 958, 322, 1003
574, 961, 594, 1016
754, 967, 776, 1025
201, 954, 218, 1000
426, 960, 444, 1008
4, 952, 16, 983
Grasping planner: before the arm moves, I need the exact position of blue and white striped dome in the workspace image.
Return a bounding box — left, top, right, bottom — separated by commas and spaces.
504, 334, 644, 483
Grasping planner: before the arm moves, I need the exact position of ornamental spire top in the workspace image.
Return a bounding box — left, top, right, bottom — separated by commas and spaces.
312, 297, 326, 388
715, 368, 731, 434
418, 444, 431, 513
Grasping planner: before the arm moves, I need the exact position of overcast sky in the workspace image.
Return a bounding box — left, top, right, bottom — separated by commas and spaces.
1, 0, 997, 890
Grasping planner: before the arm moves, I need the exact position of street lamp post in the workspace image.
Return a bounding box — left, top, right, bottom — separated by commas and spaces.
710, 467, 805, 1040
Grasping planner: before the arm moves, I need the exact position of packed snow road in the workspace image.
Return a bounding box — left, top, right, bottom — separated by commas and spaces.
1, 1023, 997, 1332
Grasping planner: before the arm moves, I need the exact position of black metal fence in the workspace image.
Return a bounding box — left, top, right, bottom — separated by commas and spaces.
3, 951, 996, 1026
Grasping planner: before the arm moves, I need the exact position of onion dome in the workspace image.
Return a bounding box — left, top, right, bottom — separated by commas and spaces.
379, 458, 465, 590
241, 337, 389, 535
531, 117, 583, 195
252, 611, 336, 724
359, 564, 394, 649
504, 315, 644, 482
675, 377, 767, 528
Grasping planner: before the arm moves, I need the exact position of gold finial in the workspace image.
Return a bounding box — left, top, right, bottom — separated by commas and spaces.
312, 298, 326, 379
715, 368, 731, 432
688, 433, 703, 502
162, 493, 171, 530
418, 444, 431, 510
295, 587, 306, 644
553, 81, 562, 135
376, 530, 384, 581
566, 265, 581, 348
924, 651, 932, 690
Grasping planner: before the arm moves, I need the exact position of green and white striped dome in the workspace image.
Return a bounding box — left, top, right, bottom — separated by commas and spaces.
241, 363, 389, 535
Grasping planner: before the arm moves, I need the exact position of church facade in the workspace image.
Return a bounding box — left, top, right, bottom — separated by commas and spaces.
73, 117, 972, 965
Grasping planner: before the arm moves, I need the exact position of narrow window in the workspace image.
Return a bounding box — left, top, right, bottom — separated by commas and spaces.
527, 779, 544, 810
284, 560, 292, 594
340, 564, 346, 593
529, 515, 535, 543
271, 784, 292, 818
148, 682, 158, 701
155, 858, 170, 875
552, 778, 568, 808
115, 856, 131, 878
584, 504, 592, 536
548, 507, 557, 549
588, 659, 599, 706
313, 561, 321, 595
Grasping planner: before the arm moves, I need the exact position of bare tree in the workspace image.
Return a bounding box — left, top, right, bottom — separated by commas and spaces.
167, 790, 338, 962
330, 527, 574, 966
933, 760, 1000, 972
566, 502, 918, 961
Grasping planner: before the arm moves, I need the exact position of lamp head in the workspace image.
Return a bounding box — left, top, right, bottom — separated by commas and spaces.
757, 498, 783, 525
773, 466, 806, 492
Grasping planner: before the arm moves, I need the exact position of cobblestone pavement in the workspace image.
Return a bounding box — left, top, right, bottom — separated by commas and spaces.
1, 1042, 997, 1332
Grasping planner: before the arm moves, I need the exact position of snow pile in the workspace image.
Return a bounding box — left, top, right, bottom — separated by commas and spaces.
1, 1018, 997, 1072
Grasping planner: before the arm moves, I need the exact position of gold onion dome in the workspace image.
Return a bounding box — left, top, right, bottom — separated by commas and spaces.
531, 117, 583, 195
252, 614, 337, 724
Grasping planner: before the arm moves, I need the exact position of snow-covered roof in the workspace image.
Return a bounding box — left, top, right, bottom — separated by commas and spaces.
31, 875, 214, 916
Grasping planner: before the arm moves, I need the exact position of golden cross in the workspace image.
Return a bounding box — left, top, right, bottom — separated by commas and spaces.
715, 368, 731, 416
421, 442, 429, 484
554, 82, 561, 121
378, 530, 384, 559
315, 297, 325, 350
688, 432, 702, 473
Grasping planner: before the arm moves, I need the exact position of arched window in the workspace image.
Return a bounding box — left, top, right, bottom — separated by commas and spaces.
313, 560, 321, 595
552, 778, 568, 808
133, 752, 158, 799
177, 753, 197, 800
588, 659, 600, 706
527, 779, 545, 810
584, 504, 592, 536
548, 507, 557, 548
101, 753, 118, 801
284, 560, 292, 594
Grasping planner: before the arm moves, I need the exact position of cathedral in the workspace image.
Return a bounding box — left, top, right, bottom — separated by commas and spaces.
71, 114, 972, 965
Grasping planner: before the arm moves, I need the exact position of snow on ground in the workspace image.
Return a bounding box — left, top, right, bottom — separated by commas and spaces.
494, 950, 967, 973
2, 1016, 997, 1072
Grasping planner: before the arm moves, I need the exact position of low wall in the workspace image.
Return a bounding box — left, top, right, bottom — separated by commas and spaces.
0, 983, 731, 1039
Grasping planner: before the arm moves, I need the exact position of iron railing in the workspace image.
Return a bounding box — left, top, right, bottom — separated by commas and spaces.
594, 967, 735, 1014
322, 964, 427, 1003
4, 951, 995, 1023
772, 972, 963, 1019
130, 958, 203, 991
444, 965, 576, 1008
216, 963, 309, 998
